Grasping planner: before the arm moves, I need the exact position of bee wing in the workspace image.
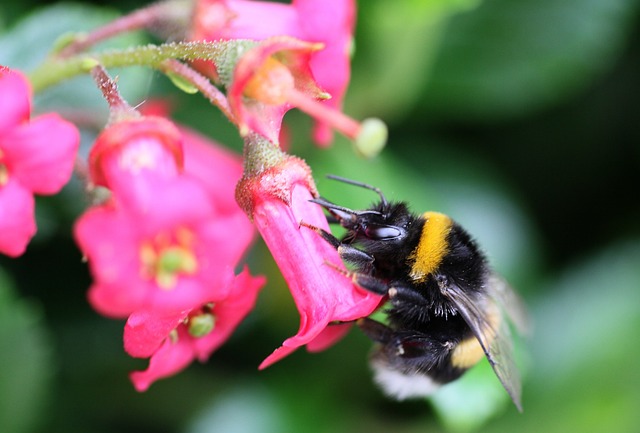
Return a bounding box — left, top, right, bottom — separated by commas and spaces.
440, 275, 525, 412
486, 273, 531, 337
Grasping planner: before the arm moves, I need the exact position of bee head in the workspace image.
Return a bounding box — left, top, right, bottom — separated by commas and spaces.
310, 196, 409, 243
310, 175, 417, 245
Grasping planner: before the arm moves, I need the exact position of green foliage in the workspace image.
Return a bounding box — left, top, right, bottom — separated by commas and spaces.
0, 1, 638, 432
0, 269, 54, 433
421, 0, 640, 121
0, 3, 153, 113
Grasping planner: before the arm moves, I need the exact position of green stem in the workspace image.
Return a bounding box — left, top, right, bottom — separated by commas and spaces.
28, 40, 256, 93
57, 0, 192, 58
242, 133, 287, 178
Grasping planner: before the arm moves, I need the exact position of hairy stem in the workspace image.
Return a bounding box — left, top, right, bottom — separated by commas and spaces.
29, 40, 248, 93
57, 0, 192, 58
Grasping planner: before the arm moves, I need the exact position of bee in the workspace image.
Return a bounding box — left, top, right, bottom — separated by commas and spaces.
306, 175, 529, 411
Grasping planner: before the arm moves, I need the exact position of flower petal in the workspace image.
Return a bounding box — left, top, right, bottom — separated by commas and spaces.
192, 266, 266, 361
228, 37, 324, 143
295, 0, 355, 145
240, 157, 382, 368
194, 0, 302, 41
180, 126, 244, 214
126, 266, 265, 391
1, 113, 79, 194
124, 310, 187, 358
89, 117, 183, 189
0, 178, 35, 257
129, 326, 196, 392
0, 67, 31, 132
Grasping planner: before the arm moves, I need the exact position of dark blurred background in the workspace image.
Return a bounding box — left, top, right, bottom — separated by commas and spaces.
1, 1, 639, 432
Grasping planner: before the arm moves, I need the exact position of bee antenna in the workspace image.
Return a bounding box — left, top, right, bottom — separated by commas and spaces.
326, 175, 389, 207
309, 198, 382, 217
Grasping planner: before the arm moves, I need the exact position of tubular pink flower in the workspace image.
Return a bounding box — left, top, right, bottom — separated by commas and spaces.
192, 0, 356, 146
125, 266, 265, 391
228, 36, 325, 144
236, 141, 383, 368
0, 66, 79, 257
75, 171, 254, 317
227, 37, 370, 150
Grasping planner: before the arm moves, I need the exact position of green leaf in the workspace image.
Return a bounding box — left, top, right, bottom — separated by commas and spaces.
166, 70, 200, 94
0, 268, 54, 433
420, 0, 640, 121
347, 0, 482, 123
0, 3, 153, 113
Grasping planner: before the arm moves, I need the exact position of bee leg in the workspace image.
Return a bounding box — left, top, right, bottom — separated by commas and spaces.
357, 317, 393, 344
300, 221, 376, 273
387, 284, 432, 307
300, 221, 342, 248
323, 261, 390, 295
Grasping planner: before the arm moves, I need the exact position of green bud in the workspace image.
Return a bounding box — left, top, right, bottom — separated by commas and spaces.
354, 118, 388, 158
188, 313, 216, 337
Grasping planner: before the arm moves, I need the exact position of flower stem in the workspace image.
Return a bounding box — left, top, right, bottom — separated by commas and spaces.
28, 40, 244, 93
90, 65, 140, 123
241, 133, 287, 178
157, 59, 235, 123
57, 0, 192, 58
286, 88, 361, 140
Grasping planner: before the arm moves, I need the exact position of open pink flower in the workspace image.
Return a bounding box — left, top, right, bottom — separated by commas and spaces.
124, 266, 265, 391
227, 36, 326, 144
236, 142, 383, 368
192, 0, 356, 146
0, 66, 79, 257
74, 171, 254, 317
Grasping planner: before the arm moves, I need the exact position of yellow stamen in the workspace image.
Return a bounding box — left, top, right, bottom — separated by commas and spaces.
139, 228, 198, 290
244, 57, 295, 105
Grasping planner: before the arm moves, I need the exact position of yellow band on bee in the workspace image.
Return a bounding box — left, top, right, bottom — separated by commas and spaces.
408, 212, 452, 282
451, 302, 501, 369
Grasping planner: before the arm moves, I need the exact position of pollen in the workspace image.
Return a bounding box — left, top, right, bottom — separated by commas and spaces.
0, 150, 9, 186
408, 212, 452, 282
243, 57, 295, 105
0, 163, 8, 186
139, 227, 199, 290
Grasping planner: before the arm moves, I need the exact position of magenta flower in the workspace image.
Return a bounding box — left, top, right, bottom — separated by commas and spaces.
192, 0, 356, 146
0, 66, 79, 257
124, 266, 265, 391
76, 114, 257, 318
89, 116, 184, 192
236, 144, 383, 368
227, 36, 326, 145
75, 173, 229, 316
180, 126, 245, 215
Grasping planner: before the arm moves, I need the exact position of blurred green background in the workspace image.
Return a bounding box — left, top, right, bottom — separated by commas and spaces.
1, 0, 639, 432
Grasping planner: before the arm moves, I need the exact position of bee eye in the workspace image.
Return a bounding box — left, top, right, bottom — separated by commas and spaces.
365, 224, 403, 240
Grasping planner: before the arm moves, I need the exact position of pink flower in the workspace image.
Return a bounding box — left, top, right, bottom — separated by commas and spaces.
75, 170, 253, 317
192, 0, 356, 146
236, 141, 383, 368
89, 116, 184, 192
0, 66, 79, 257
228, 36, 326, 144
180, 126, 245, 215
77, 114, 257, 318
124, 266, 265, 391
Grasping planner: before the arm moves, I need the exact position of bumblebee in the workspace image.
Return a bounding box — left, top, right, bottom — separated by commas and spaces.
307, 175, 529, 411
